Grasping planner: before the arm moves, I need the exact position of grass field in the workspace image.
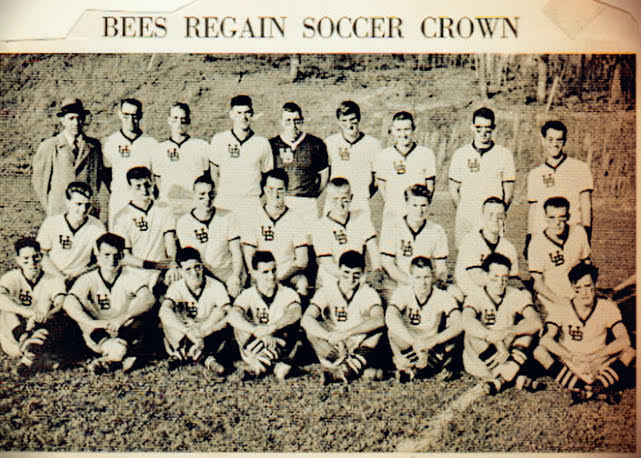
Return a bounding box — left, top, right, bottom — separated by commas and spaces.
0, 54, 636, 452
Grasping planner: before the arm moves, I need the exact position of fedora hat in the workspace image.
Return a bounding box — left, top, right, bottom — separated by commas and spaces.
57, 98, 90, 117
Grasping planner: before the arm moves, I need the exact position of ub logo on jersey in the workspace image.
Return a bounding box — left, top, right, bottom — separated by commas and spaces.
467, 158, 480, 173
542, 173, 555, 188
279, 147, 294, 164
401, 240, 413, 257
483, 309, 496, 326
18, 289, 32, 306
549, 251, 565, 266
167, 147, 180, 162
257, 308, 270, 324
194, 227, 209, 243
261, 225, 275, 242
335, 306, 348, 322
118, 144, 131, 158
133, 217, 148, 232
568, 324, 583, 341
97, 293, 111, 310
338, 146, 350, 161
408, 308, 421, 325
333, 230, 348, 245
228, 143, 240, 158
393, 160, 406, 175
58, 235, 72, 250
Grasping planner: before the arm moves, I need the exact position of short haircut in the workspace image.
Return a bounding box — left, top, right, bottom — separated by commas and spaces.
481, 252, 512, 272
282, 102, 303, 117
65, 181, 93, 200
120, 98, 142, 112
96, 232, 125, 252
482, 196, 506, 210
252, 250, 276, 270
568, 262, 599, 285
169, 102, 191, 122
231, 95, 253, 109
392, 111, 415, 129
404, 183, 430, 202
14, 237, 40, 255
329, 177, 350, 190
176, 247, 202, 266
541, 120, 567, 139
543, 196, 570, 213
193, 174, 215, 190
410, 256, 433, 272
126, 166, 152, 185
336, 100, 361, 121
261, 168, 289, 190
339, 250, 365, 270
473, 107, 495, 125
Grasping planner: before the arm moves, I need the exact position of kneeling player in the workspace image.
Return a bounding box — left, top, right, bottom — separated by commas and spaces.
228, 251, 302, 380
386, 256, 462, 382
462, 253, 543, 394
0, 238, 66, 376
64, 233, 155, 373
301, 250, 385, 384
534, 262, 634, 404
159, 247, 231, 375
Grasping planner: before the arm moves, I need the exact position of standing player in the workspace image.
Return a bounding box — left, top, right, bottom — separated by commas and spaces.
374, 111, 436, 220
534, 262, 634, 403
175, 175, 244, 298
153, 103, 210, 217
386, 257, 463, 382
449, 107, 515, 247
37, 182, 106, 285
227, 251, 302, 380
380, 184, 449, 288
64, 233, 155, 374
103, 98, 159, 227
527, 120, 593, 252
324, 101, 381, 218
159, 247, 231, 375
209, 95, 273, 214
301, 250, 385, 384
462, 253, 543, 395
455, 197, 519, 297
313, 178, 381, 287
270, 102, 329, 222
0, 238, 66, 376
241, 168, 310, 298
32, 97, 106, 217
528, 197, 591, 312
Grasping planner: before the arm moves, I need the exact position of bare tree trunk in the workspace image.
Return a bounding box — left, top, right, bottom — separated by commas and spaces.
289, 54, 301, 81
477, 54, 488, 100
536, 56, 548, 103
609, 57, 623, 107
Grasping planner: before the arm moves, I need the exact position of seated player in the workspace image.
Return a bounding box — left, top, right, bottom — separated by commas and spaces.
112, 166, 180, 290
455, 197, 519, 297
241, 168, 310, 297
462, 253, 543, 395
0, 238, 66, 376
64, 233, 155, 374
159, 247, 231, 375
301, 250, 385, 384
37, 182, 106, 286
534, 262, 635, 404
528, 197, 591, 313
380, 184, 449, 290
313, 177, 381, 287
227, 251, 302, 380
386, 256, 463, 382
176, 175, 243, 298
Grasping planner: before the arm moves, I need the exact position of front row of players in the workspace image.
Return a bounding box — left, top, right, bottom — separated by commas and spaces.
0, 228, 633, 403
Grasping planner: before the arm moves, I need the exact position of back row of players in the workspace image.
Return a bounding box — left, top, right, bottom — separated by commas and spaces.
0, 96, 632, 403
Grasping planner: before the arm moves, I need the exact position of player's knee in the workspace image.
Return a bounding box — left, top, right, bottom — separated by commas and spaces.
621, 346, 635, 366
292, 274, 309, 297
532, 345, 553, 367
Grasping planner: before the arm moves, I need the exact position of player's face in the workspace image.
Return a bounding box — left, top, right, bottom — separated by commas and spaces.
485, 263, 509, 296
168, 106, 189, 135
410, 265, 433, 297
338, 264, 362, 291
181, 259, 204, 289
65, 191, 92, 221
391, 119, 414, 147
472, 116, 494, 147
96, 243, 122, 272
482, 202, 506, 235
119, 102, 142, 133
229, 105, 253, 131
542, 128, 566, 159
193, 182, 215, 210
255, 261, 277, 294
328, 185, 352, 216
338, 113, 360, 138
544, 205, 569, 236
130, 177, 153, 207
572, 274, 596, 307
406, 194, 429, 222
281, 110, 303, 139
16, 246, 42, 279
61, 113, 84, 137
263, 177, 286, 208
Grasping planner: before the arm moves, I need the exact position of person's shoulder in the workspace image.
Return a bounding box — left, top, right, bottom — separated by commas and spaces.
390, 284, 412, 303
528, 162, 545, 177
433, 286, 457, 305
358, 284, 382, 303
42, 213, 65, 227
491, 143, 513, 155
452, 143, 472, 155
103, 130, 123, 144
236, 285, 258, 303
595, 296, 618, 314
138, 134, 160, 145
361, 133, 381, 146
76, 265, 100, 282
565, 156, 590, 169
204, 274, 227, 292
0, 268, 21, 284
304, 133, 325, 144
278, 284, 301, 302
506, 286, 532, 305
568, 223, 588, 239
325, 132, 341, 144
415, 144, 436, 155
86, 215, 106, 230
426, 219, 446, 233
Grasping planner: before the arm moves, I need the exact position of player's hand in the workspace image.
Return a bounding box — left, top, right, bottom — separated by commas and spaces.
261, 335, 285, 351
226, 275, 242, 299
32, 310, 47, 323
414, 336, 437, 354
165, 266, 181, 285
487, 341, 509, 369
105, 316, 128, 333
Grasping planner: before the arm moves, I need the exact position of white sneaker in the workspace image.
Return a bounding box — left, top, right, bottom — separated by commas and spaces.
273, 362, 292, 380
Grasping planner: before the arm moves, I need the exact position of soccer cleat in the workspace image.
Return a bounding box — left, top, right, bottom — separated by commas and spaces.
438, 368, 460, 382
483, 377, 505, 396
515, 375, 546, 392
395, 369, 414, 383
363, 368, 384, 381
122, 356, 137, 373
203, 356, 225, 376
87, 358, 111, 375
273, 362, 292, 380
16, 362, 32, 378
604, 390, 622, 405
167, 355, 185, 371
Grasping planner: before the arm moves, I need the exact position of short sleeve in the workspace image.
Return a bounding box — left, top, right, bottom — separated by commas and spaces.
112, 217, 132, 250
441, 291, 460, 316
424, 148, 436, 179
361, 216, 377, 244
388, 287, 407, 313
526, 169, 537, 204
164, 281, 182, 304
576, 225, 591, 260
233, 289, 252, 313
175, 215, 190, 248
240, 213, 259, 247
0, 270, 17, 293
36, 218, 53, 251
506, 242, 519, 276
368, 138, 381, 170
379, 219, 396, 257
502, 148, 516, 182
225, 212, 241, 242
456, 235, 478, 270
360, 288, 383, 317
463, 292, 482, 315
580, 162, 594, 193
517, 289, 534, 314
208, 135, 222, 166
213, 281, 231, 307
374, 151, 386, 181
102, 137, 113, 168
313, 138, 329, 172
312, 223, 333, 257
69, 274, 91, 306
448, 149, 464, 183
601, 299, 623, 329
260, 138, 274, 173
310, 287, 328, 315
434, 226, 449, 259
527, 237, 543, 273
125, 270, 147, 296
293, 217, 311, 248
162, 208, 176, 235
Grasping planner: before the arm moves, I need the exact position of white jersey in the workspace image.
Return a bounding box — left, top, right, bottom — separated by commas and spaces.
325, 132, 380, 204
234, 284, 300, 325
374, 143, 436, 214
102, 130, 158, 222
528, 224, 591, 299
380, 217, 449, 276
455, 230, 519, 296
164, 276, 230, 325
209, 130, 272, 209
37, 214, 106, 278
69, 266, 147, 321
313, 209, 376, 262
389, 285, 458, 335
527, 156, 594, 234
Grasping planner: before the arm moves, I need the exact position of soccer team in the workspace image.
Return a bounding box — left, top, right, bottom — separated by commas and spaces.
0, 94, 634, 404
